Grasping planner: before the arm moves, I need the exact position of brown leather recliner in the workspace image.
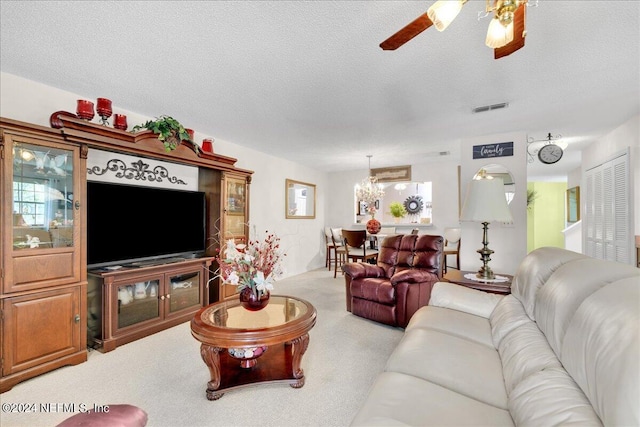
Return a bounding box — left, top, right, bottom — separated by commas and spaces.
341, 234, 444, 328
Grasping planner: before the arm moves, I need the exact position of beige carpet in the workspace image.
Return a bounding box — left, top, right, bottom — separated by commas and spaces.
1, 268, 404, 427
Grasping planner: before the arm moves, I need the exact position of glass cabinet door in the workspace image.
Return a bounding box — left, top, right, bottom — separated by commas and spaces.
223, 175, 247, 242
116, 280, 161, 329
168, 271, 201, 314
12, 141, 75, 251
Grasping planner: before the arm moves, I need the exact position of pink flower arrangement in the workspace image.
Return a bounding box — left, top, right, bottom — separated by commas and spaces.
215, 231, 285, 297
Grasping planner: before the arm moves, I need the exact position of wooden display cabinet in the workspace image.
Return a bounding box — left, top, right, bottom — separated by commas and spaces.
1, 115, 253, 390
0, 119, 87, 393
199, 170, 251, 302
87, 258, 212, 352
218, 172, 251, 300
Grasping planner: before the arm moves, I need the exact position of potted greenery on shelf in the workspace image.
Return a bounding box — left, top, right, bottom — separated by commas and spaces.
389, 201, 407, 223
132, 115, 198, 153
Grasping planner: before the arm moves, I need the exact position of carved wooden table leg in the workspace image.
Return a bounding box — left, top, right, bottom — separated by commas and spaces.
288, 333, 310, 388
200, 344, 224, 400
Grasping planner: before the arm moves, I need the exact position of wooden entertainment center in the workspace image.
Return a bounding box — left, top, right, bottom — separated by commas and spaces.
0, 116, 253, 392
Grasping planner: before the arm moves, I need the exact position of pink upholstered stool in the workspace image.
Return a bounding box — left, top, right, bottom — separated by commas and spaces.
56, 404, 148, 427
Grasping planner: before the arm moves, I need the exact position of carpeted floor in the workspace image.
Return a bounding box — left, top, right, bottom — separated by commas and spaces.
1, 268, 404, 427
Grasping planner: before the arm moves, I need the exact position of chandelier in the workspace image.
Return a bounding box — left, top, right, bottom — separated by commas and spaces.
356, 155, 385, 216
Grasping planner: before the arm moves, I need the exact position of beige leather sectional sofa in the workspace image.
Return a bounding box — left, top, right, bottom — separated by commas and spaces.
351, 247, 639, 426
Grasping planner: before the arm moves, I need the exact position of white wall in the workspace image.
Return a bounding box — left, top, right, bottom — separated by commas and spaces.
3, 71, 635, 277
326, 136, 527, 275
0, 72, 327, 279
460, 133, 528, 275
326, 158, 461, 238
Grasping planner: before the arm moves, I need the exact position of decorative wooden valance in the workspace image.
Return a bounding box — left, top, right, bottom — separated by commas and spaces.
50, 113, 252, 175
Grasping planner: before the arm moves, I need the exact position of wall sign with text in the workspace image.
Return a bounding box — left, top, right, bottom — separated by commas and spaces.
472, 142, 513, 159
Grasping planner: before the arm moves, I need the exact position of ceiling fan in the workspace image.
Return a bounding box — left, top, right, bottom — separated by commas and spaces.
380, 0, 529, 59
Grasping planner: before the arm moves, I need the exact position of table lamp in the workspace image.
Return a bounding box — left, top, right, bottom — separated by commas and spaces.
460, 174, 513, 280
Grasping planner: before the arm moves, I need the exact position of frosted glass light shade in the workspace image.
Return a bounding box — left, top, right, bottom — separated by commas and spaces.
460, 178, 513, 222
427, 0, 464, 32
486, 18, 514, 48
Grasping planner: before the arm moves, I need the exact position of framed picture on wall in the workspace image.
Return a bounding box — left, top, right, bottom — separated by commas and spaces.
566, 186, 580, 223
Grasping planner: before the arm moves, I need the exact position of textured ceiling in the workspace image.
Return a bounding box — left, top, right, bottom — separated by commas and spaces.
1, 1, 638, 179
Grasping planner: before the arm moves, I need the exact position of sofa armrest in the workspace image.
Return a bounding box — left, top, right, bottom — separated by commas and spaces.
390, 269, 438, 286
428, 281, 504, 318
342, 262, 386, 279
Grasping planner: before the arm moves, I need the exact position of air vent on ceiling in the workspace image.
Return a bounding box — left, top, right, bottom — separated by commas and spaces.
425, 151, 451, 157
472, 102, 509, 113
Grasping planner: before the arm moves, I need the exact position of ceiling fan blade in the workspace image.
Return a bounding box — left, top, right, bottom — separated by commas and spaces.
380, 13, 433, 50
495, 3, 526, 59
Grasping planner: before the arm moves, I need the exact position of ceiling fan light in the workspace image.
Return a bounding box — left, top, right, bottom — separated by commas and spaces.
427, 0, 464, 32
485, 18, 514, 48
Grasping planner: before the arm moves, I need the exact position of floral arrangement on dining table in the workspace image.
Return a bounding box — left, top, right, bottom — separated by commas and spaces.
215, 230, 286, 299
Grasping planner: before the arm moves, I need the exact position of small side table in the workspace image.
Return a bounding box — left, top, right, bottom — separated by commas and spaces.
442, 270, 512, 295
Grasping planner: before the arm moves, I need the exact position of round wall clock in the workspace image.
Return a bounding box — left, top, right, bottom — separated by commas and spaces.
538, 144, 563, 164
403, 196, 424, 215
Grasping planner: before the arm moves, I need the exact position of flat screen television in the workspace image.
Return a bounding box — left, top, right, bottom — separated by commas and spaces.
87, 181, 206, 268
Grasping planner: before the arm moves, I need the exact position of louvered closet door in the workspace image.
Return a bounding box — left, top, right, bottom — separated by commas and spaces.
584, 152, 631, 264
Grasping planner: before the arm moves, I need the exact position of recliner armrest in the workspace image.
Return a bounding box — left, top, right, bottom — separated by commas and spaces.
390, 269, 438, 285
342, 262, 386, 279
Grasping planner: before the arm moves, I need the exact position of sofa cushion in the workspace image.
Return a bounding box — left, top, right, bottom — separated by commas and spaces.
561, 277, 639, 426
534, 258, 639, 359
429, 281, 503, 319
508, 367, 601, 426
350, 372, 514, 427
385, 327, 508, 409
490, 295, 532, 348
510, 247, 586, 321
377, 235, 403, 277
408, 305, 494, 348
350, 277, 395, 305
497, 321, 561, 394
392, 235, 418, 274
411, 235, 443, 274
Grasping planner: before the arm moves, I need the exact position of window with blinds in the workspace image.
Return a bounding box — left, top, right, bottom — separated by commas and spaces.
584, 151, 632, 264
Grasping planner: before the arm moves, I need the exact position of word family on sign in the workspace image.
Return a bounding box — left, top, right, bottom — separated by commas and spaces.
473, 142, 514, 159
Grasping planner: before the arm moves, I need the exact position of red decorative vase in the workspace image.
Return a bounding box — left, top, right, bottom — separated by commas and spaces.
202, 138, 214, 153
76, 100, 95, 121
96, 97, 112, 121
113, 114, 128, 130
239, 287, 270, 311
366, 218, 381, 234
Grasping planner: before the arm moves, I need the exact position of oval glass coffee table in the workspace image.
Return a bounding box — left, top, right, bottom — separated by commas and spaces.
190, 295, 317, 400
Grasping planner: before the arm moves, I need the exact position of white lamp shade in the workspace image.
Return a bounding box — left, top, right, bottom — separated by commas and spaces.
427, 0, 464, 32
485, 18, 514, 48
460, 177, 513, 222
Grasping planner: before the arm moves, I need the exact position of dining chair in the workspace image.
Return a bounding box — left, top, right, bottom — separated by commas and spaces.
325, 227, 345, 271
331, 228, 348, 278
324, 227, 336, 270
443, 227, 461, 273
341, 229, 379, 266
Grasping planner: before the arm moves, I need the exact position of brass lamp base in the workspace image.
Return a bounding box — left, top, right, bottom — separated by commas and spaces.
475, 221, 496, 280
